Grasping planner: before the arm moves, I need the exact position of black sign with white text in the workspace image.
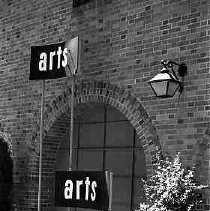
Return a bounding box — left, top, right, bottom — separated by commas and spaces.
54, 171, 109, 210
30, 42, 67, 80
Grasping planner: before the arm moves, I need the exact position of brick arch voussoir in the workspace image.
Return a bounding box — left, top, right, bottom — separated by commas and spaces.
28, 79, 161, 177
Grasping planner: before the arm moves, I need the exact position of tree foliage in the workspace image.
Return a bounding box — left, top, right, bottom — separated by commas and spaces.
137, 153, 207, 211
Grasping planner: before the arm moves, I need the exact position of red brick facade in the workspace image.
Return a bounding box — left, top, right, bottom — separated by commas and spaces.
0, 0, 209, 210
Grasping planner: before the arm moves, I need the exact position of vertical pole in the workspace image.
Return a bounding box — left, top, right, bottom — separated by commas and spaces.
109, 172, 113, 211
69, 75, 75, 171
38, 80, 45, 211
68, 75, 74, 211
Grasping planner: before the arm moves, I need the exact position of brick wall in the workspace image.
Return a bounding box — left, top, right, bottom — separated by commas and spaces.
0, 0, 209, 210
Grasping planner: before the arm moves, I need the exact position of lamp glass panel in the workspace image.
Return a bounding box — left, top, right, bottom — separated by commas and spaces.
167, 81, 180, 96
150, 81, 168, 96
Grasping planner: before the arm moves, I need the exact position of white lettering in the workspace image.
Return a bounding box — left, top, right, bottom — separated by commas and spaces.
91, 181, 97, 201
49, 51, 56, 70
64, 180, 74, 199
85, 177, 90, 201
76, 180, 83, 200
57, 46, 62, 69
63, 177, 98, 202
62, 48, 68, 67
39, 52, 47, 71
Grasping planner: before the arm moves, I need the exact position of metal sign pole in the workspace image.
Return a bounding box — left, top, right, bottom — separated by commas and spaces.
66, 36, 79, 211
38, 80, 45, 211
67, 37, 78, 171
69, 74, 75, 171
68, 74, 75, 211
108, 172, 113, 211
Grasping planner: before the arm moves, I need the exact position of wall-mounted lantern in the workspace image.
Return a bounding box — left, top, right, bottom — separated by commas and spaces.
148, 60, 187, 98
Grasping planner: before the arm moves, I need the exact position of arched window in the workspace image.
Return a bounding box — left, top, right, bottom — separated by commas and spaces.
55, 102, 146, 211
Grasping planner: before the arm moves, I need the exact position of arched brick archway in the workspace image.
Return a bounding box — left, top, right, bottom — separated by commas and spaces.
26, 79, 161, 209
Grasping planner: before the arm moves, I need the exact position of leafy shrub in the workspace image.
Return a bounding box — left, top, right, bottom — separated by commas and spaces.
137, 153, 207, 211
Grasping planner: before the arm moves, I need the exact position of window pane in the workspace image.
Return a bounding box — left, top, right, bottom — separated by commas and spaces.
134, 150, 147, 177
78, 103, 104, 123
75, 208, 93, 211
105, 150, 133, 176
55, 149, 77, 170
112, 176, 132, 205
133, 177, 145, 207
77, 150, 103, 171
113, 205, 131, 211
79, 123, 104, 147
106, 105, 127, 121
106, 121, 134, 147
50, 207, 68, 211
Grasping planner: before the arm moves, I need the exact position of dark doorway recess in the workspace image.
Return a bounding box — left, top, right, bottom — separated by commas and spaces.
0, 137, 13, 211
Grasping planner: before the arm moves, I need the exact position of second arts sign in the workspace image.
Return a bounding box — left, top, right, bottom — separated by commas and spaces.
54, 171, 109, 210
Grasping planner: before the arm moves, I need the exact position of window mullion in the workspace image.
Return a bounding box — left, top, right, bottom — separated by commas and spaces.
102, 104, 107, 171
130, 128, 136, 211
